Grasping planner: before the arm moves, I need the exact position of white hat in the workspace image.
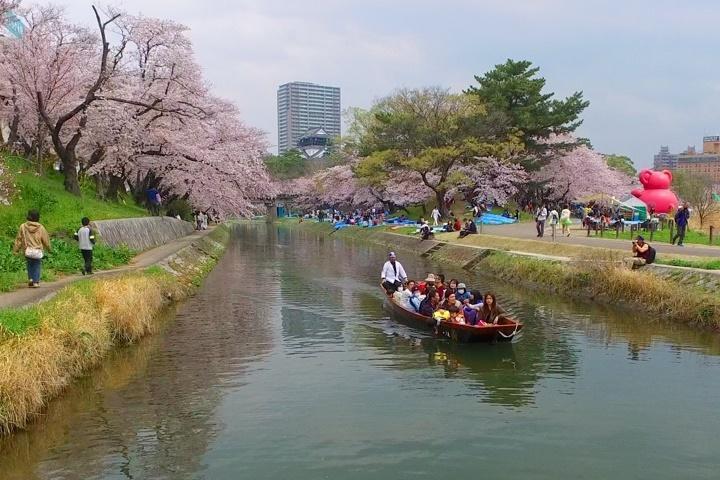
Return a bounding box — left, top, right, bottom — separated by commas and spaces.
425, 274, 436, 282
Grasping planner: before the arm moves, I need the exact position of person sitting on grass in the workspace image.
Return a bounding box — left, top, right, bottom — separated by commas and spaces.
443, 221, 454, 233
453, 216, 462, 231
631, 235, 656, 267
458, 218, 478, 238
419, 220, 433, 241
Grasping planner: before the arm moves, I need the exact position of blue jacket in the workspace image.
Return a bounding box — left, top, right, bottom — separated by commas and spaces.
675, 208, 690, 227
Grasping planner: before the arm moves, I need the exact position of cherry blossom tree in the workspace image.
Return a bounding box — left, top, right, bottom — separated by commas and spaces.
451, 157, 528, 206
534, 135, 633, 202
285, 161, 432, 212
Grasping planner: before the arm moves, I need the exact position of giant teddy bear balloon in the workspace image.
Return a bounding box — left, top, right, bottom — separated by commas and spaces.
630, 169, 678, 214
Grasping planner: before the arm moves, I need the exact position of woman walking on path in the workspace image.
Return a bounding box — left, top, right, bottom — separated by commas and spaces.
560, 205, 572, 237
13, 209, 51, 288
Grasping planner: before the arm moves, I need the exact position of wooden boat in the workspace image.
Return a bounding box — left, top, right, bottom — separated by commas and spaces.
384, 291, 523, 343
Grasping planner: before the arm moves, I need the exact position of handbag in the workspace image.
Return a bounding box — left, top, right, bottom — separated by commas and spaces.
22, 226, 44, 259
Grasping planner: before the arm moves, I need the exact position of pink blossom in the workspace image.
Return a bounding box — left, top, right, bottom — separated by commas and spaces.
534, 134, 634, 202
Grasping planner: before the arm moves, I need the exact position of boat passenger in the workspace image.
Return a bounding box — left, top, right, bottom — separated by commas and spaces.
418, 273, 436, 295
480, 292, 506, 325
462, 298, 483, 326
435, 274, 446, 300
409, 287, 424, 312
399, 280, 416, 309
444, 279, 458, 300
441, 293, 462, 313
418, 288, 440, 317
455, 283, 471, 302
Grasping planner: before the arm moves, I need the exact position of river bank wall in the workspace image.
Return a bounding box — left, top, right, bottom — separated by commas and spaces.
285, 222, 720, 330
93, 217, 195, 251
0, 224, 231, 434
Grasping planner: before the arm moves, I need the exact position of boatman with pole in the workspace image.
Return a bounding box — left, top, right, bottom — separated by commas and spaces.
381, 251, 407, 294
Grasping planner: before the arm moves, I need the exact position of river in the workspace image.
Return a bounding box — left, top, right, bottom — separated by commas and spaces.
1, 224, 719, 479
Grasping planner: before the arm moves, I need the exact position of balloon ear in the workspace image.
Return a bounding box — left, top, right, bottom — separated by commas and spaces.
640, 169, 652, 184
662, 169, 673, 183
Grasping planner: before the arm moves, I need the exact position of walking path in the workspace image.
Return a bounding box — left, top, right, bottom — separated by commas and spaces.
480, 222, 720, 258
0, 228, 214, 310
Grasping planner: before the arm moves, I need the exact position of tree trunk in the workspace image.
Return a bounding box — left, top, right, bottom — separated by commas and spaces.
436, 189, 449, 217
57, 147, 81, 195
106, 175, 124, 201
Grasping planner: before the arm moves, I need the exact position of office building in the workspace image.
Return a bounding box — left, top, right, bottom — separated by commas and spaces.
277, 82, 341, 156
659, 136, 720, 182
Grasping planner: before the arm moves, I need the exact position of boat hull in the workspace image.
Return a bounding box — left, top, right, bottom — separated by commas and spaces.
384, 293, 523, 343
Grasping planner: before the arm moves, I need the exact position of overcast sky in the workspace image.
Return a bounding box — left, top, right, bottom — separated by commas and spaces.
55, 0, 720, 167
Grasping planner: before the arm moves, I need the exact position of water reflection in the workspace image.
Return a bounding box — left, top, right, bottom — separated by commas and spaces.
0, 227, 276, 479
1, 224, 719, 480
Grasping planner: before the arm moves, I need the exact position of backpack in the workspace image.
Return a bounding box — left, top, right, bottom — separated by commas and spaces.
646, 246, 656, 264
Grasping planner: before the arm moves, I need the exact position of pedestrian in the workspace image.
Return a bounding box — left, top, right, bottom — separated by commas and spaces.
560, 205, 572, 237
74, 216, 96, 275
548, 206, 559, 239
12, 209, 51, 288
671, 202, 690, 246
431, 207, 441, 226
535, 203, 548, 237
146, 187, 160, 216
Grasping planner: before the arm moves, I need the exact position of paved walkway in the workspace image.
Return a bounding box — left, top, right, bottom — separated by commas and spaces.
0, 229, 214, 310
479, 222, 720, 258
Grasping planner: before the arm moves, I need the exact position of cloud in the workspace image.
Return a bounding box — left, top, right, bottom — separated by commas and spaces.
53, 0, 720, 165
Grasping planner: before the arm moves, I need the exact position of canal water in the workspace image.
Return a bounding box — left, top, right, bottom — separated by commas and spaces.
1, 224, 719, 479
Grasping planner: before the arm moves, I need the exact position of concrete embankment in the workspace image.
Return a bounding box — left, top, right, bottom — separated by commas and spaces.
0, 224, 231, 434
286, 222, 720, 329
93, 217, 195, 251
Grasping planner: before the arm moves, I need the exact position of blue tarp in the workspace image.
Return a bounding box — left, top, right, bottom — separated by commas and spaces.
476, 213, 517, 225
385, 217, 417, 225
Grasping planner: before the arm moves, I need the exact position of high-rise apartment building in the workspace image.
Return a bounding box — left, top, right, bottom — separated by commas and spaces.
277, 82, 341, 155
653, 146, 677, 170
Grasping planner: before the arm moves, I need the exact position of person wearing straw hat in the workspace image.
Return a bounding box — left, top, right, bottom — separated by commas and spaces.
381, 252, 407, 294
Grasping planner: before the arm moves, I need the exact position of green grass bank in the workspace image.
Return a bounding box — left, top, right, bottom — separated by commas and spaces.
281, 220, 720, 330
0, 155, 148, 292
0, 225, 230, 434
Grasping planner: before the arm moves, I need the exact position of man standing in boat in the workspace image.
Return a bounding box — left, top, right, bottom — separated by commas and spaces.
381, 252, 407, 294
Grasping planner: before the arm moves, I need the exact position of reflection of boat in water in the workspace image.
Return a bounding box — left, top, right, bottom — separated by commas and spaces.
384, 291, 523, 343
